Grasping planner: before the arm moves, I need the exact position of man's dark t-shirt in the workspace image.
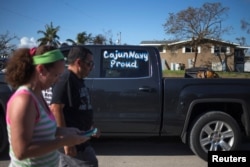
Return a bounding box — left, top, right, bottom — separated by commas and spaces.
51, 69, 93, 131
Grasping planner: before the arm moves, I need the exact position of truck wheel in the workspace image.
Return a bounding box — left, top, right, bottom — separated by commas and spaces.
0, 113, 8, 155
189, 111, 241, 161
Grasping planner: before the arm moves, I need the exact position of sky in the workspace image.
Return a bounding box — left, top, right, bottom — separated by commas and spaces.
0, 0, 250, 48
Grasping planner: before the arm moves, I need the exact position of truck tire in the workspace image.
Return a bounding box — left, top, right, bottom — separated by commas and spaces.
0, 112, 8, 155
189, 111, 241, 161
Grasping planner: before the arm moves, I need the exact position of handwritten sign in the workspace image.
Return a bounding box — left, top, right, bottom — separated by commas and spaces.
103, 50, 149, 69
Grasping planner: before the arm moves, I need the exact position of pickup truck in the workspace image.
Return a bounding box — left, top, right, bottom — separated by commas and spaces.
1, 45, 250, 161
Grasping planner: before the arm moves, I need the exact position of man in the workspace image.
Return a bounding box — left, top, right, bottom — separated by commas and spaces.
50, 46, 99, 167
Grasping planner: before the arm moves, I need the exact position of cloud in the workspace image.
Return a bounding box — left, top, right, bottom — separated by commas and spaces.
18, 37, 38, 48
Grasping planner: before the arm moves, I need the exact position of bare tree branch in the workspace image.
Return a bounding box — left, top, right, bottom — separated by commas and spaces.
0, 32, 17, 57
163, 2, 231, 67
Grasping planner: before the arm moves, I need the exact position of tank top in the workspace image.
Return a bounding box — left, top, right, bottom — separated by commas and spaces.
6, 86, 59, 167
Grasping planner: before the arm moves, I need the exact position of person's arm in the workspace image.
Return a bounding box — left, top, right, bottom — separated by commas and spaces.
50, 103, 66, 128
50, 102, 79, 157
8, 93, 88, 160
50, 71, 69, 128
50, 73, 79, 156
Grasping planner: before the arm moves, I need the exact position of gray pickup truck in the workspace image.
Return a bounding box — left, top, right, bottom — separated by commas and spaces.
1, 45, 250, 161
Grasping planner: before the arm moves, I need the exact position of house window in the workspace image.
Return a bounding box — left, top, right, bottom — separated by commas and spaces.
170, 47, 178, 54
185, 46, 193, 53
212, 46, 230, 55
182, 46, 201, 53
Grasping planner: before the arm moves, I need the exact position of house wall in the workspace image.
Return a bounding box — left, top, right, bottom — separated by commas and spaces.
159, 44, 235, 71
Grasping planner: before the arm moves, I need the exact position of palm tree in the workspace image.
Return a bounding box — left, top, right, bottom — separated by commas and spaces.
37, 22, 60, 47
93, 34, 106, 45
66, 32, 92, 45
65, 39, 77, 46
77, 32, 92, 44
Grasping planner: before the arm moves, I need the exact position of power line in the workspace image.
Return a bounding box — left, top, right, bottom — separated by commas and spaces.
0, 7, 46, 25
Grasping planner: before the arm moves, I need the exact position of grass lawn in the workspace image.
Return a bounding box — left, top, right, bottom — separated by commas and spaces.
163, 70, 250, 78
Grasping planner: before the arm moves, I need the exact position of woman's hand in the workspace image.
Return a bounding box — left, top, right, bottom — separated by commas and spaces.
56, 127, 90, 147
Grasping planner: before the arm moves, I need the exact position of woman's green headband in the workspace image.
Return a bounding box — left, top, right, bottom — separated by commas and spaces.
33, 49, 64, 65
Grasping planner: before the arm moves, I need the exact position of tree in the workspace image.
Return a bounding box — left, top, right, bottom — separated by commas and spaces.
163, 2, 231, 67
237, 19, 250, 55
0, 32, 17, 69
103, 29, 114, 45
37, 22, 60, 47
77, 32, 92, 44
236, 37, 246, 46
239, 19, 250, 47
241, 19, 250, 34
0, 32, 17, 57
66, 31, 92, 45
65, 39, 76, 46
92, 34, 106, 45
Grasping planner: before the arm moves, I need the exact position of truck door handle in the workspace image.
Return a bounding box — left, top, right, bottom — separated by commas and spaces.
139, 87, 153, 92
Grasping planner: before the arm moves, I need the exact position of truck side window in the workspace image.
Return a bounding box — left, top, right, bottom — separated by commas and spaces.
100, 49, 149, 78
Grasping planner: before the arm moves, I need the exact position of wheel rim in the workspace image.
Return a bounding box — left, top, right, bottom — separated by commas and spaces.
199, 120, 234, 152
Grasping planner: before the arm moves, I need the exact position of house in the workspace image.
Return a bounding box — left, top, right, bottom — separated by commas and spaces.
242, 50, 250, 72
140, 38, 249, 72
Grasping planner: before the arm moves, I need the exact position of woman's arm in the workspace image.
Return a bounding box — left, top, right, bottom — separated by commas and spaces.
8, 93, 89, 160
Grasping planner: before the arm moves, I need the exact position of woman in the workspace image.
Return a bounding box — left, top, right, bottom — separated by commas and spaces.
5, 45, 89, 167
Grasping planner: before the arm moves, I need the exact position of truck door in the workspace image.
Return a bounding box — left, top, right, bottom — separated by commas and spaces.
88, 47, 162, 134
